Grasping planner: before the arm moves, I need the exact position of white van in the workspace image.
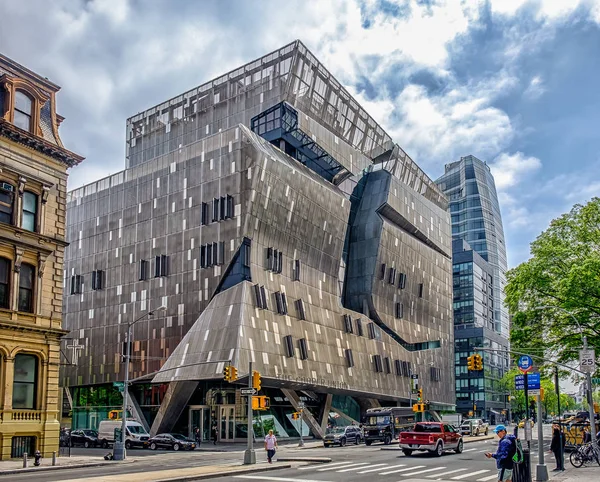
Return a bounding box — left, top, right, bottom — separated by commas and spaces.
97, 420, 149, 449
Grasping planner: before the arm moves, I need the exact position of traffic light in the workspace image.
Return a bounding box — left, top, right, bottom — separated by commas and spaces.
252, 370, 262, 391
473, 354, 483, 371
412, 403, 425, 413
230, 366, 238, 382
467, 354, 475, 371
417, 388, 423, 402
252, 395, 270, 410
292, 412, 300, 420
223, 366, 231, 381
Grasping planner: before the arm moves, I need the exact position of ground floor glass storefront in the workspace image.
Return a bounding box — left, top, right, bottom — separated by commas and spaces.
67, 381, 369, 441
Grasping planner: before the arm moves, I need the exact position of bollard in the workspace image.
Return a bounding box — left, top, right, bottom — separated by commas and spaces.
52, 451, 57, 466
22, 453, 28, 468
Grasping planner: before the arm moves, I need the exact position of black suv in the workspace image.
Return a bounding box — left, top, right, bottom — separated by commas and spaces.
323, 426, 362, 447
70, 429, 99, 448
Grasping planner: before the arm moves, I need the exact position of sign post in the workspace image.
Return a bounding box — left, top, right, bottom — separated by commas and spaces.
517, 354, 536, 479
298, 401, 305, 447
579, 344, 597, 446
243, 361, 256, 465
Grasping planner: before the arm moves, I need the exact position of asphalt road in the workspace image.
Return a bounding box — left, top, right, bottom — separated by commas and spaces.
218, 438, 554, 482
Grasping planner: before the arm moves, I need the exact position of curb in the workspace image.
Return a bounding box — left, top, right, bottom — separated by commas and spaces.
0, 459, 136, 476
153, 463, 293, 481
276, 457, 331, 463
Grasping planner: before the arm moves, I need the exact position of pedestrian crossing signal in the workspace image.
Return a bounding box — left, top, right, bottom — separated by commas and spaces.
252, 395, 270, 410
412, 403, 425, 413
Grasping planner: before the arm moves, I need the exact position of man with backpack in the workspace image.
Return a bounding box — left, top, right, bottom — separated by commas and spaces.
485, 425, 519, 482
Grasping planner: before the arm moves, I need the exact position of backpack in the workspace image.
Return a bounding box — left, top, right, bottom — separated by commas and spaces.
512, 437, 524, 465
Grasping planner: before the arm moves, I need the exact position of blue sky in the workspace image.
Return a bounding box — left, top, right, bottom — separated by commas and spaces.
2, 0, 599, 268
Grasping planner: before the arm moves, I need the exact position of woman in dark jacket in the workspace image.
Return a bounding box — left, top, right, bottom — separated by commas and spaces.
549, 424, 565, 471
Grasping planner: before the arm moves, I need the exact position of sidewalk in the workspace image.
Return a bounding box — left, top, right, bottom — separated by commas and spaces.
51, 462, 292, 482
549, 463, 600, 482
0, 455, 132, 475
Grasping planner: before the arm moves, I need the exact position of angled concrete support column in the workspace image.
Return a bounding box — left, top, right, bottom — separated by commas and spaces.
320, 393, 333, 434
127, 388, 150, 432
150, 381, 198, 436
282, 388, 324, 439
357, 398, 381, 413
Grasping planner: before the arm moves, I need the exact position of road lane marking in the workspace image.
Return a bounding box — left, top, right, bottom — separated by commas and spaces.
477, 475, 500, 481
356, 464, 394, 473
235, 476, 324, 482
426, 468, 468, 478
380, 465, 425, 475
317, 462, 370, 471
451, 469, 490, 479
401, 466, 447, 476
337, 463, 387, 473
463, 448, 476, 452
298, 461, 353, 470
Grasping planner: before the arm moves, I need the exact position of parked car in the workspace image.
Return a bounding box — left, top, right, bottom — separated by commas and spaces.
148, 433, 196, 451
399, 422, 463, 457
70, 429, 99, 448
97, 420, 150, 449
460, 419, 489, 436
323, 426, 362, 447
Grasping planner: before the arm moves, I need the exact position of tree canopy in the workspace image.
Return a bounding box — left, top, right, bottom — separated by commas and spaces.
505, 197, 600, 369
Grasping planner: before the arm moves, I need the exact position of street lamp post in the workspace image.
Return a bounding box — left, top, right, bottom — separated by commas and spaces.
113, 305, 166, 461
533, 306, 597, 446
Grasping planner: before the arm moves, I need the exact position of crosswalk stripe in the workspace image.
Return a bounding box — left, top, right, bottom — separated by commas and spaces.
337, 463, 385, 473
401, 466, 447, 476
317, 462, 370, 471
477, 475, 500, 481
235, 476, 324, 482
356, 464, 394, 473
380, 465, 425, 475
298, 461, 352, 470
426, 468, 468, 478
451, 469, 490, 479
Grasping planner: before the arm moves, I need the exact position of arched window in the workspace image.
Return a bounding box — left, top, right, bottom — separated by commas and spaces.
14, 90, 33, 132
13, 354, 38, 409
0, 257, 10, 309
0, 182, 15, 225
18, 263, 35, 313
22, 191, 38, 232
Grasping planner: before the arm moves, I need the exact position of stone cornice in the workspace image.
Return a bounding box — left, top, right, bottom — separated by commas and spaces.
0, 119, 84, 167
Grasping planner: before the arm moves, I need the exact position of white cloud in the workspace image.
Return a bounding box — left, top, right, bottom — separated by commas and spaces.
489, 152, 542, 190
523, 75, 545, 99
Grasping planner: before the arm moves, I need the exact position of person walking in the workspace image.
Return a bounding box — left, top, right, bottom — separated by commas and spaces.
264, 429, 278, 464
211, 423, 218, 445
194, 427, 202, 448
485, 425, 516, 482
549, 423, 565, 471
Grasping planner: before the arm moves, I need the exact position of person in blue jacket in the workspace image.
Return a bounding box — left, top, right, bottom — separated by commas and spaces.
485, 425, 517, 482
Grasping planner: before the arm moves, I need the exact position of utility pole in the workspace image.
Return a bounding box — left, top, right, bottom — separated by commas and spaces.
555, 367, 564, 472
536, 394, 548, 481
582, 336, 597, 446
243, 361, 256, 465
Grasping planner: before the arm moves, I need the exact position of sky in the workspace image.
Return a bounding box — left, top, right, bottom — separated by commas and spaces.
2, 0, 600, 269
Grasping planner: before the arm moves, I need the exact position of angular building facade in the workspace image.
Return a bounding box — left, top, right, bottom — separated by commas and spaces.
436, 156, 510, 421
62, 41, 454, 441
0, 53, 83, 459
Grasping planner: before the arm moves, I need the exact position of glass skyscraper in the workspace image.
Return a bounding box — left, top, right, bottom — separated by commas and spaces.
436, 156, 510, 421
436, 155, 508, 337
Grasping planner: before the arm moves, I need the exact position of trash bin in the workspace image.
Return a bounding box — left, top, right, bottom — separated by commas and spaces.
513, 448, 531, 482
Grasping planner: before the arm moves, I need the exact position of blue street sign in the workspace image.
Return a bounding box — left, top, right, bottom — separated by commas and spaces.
517, 355, 534, 373
514, 373, 540, 390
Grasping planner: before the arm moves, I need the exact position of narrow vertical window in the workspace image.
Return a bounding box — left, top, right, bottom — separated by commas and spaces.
298, 338, 309, 360
356, 319, 363, 336
293, 259, 300, 281
395, 302, 403, 319
260, 285, 268, 310
380, 263, 386, 280
212, 242, 219, 266
418, 282, 424, 298
398, 273, 407, 289
92, 270, 104, 290
18, 263, 35, 313
139, 260, 149, 281
277, 251, 283, 274
217, 241, 225, 266
201, 202, 209, 225
226, 195, 234, 219
22, 192, 38, 232
160, 255, 168, 276
384, 357, 391, 374
206, 244, 213, 267
155, 256, 161, 277
0, 182, 15, 225
388, 267, 396, 285
253, 284, 263, 308
212, 198, 219, 222
296, 299, 306, 320
281, 292, 288, 315
395, 359, 402, 376
343, 314, 353, 334
13, 354, 37, 409
345, 349, 354, 368
0, 257, 10, 308
373, 355, 383, 373
220, 196, 226, 220
200, 245, 207, 268
283, 335, 294, 357
14, 91, 33, 132
266, 247, 273, 270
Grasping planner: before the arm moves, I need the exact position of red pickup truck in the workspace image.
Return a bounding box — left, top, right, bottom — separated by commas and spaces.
398, 422, 463, 457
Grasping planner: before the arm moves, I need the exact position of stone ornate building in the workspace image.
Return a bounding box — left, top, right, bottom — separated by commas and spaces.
0, 53, 83, 459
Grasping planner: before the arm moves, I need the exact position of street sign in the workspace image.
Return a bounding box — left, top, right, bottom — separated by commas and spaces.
411, 374, 419, 392
592, 377, 600, 384
240, 388, 257, 396
529, 389, 540, 396
515, 373, 540, 390
517, 355, 534, 373
113, 381, 125, 393
579, 349, 596, 374
298, 401, 305, 409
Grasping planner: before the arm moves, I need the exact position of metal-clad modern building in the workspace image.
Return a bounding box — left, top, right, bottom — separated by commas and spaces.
62, 40, 455, 441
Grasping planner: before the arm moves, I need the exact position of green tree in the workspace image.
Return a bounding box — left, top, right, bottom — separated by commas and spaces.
505, 198, 600, 368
